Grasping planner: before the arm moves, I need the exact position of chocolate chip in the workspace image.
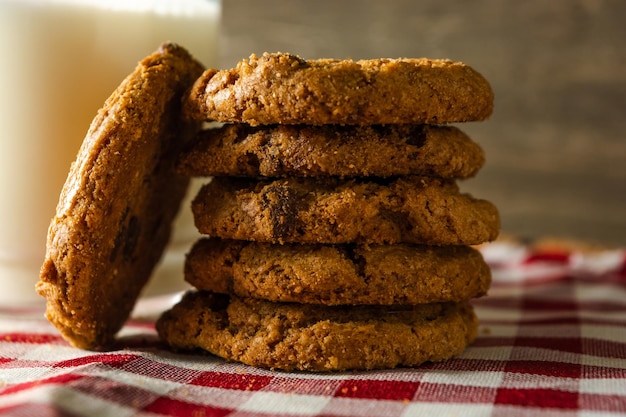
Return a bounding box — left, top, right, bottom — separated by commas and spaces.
261, 184, 299, 241
405, 126, 427, 147
123, 215, 141, 262
110, 209, 141, 263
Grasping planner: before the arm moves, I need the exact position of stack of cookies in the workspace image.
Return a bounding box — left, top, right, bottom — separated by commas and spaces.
156, 52, 500, 371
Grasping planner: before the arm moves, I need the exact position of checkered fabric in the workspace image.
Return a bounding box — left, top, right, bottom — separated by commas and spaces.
1, 241, 625, 416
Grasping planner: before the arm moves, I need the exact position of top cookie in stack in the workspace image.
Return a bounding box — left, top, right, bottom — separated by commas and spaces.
182, 52, 493, 126
156, 52, 499, 372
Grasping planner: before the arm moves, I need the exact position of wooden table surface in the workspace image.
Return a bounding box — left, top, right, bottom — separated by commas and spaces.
219, 0, 626, 247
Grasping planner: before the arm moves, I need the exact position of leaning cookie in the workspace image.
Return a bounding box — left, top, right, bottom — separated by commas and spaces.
192, 176, 500, 246
156, 291, 478, 372
185, 238, 491, 305
183, 52, 494, 125
36, 43, 204, 350
177, 124, 485, 179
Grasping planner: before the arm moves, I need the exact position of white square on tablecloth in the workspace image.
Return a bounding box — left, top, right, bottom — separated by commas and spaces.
239, 391, 330, 414
401, 402, 494, 417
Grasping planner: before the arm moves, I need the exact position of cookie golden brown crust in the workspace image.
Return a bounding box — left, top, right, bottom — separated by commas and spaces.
185, 238, 491, 305
36, 43, 204, 350
156, 291, 478, 372
192, 176, 500, 246
183, 52, 494, 125
177, 124, 485, 179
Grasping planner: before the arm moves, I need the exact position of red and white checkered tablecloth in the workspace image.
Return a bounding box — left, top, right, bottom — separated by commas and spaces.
1, 240, 625, 416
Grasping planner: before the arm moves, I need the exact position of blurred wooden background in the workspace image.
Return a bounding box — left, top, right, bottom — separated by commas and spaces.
219, 0, 626, 246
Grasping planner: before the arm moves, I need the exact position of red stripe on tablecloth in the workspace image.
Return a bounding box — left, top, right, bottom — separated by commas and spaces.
610, 252, 626, 277
582, 338, 626, 360
334, 379, 420, 401
0, 333, 65, 345
524, 252, 571, 265
425, 352, 625, 380
579, 393, 626, 412
0, 354, 138, 372
495, 387, 579, 408
53, 353, 138, 369
503, 360, 580, 378
190, 371, 274, 390
144, 397, 231, 417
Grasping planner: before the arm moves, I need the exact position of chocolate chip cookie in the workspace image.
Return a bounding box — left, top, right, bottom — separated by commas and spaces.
177, 123, 485, 179
37, 43, 204, 350
156, 291, 478, 371
192, 176, 500, 245
183, 52, 494, 125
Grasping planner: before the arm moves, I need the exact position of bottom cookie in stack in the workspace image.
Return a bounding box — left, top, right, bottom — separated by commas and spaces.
157, 292, 478, 372
156, 236, 492, 371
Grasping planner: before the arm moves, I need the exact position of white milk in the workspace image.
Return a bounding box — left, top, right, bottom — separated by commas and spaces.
0, 0, 220, 304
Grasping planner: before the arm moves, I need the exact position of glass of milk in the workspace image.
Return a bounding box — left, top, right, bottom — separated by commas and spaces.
0, 0, 220, 305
